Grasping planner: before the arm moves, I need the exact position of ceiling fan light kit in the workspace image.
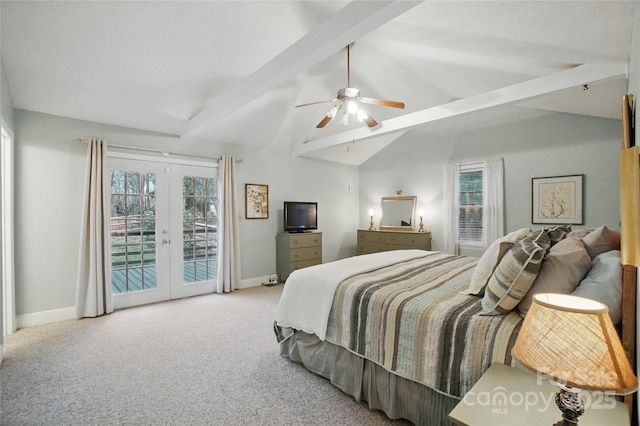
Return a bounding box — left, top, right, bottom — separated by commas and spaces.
296, 44, 405, 129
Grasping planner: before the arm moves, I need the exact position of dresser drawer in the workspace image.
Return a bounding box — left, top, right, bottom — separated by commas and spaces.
289, 246, 322, 262
357, 230, 386, 244
357, 241, 386, 254
385, 232, 423, 247
356, 230, 431, 254
290, 258, 322, 273
289, 233, 322, 248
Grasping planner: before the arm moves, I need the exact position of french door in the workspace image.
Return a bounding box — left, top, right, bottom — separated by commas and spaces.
108, 157, 218, 309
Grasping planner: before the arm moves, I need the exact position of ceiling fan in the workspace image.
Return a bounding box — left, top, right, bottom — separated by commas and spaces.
295, 44, 405, 129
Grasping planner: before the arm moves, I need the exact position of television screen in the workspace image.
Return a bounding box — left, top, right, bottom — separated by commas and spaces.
284, 201, 318, 232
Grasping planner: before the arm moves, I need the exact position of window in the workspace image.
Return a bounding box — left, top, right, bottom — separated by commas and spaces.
458, 163, 483, 246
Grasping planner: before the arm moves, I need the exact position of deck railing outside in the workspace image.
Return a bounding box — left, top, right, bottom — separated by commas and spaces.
110, 218, 217, 293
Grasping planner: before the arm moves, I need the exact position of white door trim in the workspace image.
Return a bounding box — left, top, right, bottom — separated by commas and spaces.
1, 123, 16, 337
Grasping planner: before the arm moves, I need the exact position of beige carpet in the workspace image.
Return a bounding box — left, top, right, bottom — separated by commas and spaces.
0, 285, 410, 425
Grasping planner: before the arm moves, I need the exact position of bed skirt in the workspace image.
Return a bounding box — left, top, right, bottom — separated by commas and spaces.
279, 330, 459, 426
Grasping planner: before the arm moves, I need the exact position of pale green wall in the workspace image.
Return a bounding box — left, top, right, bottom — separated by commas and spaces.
359, 108, 621, 256
13, 110, 359, 317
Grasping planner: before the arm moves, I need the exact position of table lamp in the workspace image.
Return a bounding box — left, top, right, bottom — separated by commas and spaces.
417, 209, 425, 233
512, 293, 637, 426
368, 208, 375, 231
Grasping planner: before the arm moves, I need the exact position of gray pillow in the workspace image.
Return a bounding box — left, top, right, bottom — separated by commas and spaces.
582, 225, 620, 259
518, 237, 591, 316
566, 228, 596, 239
571, 250, 622, 325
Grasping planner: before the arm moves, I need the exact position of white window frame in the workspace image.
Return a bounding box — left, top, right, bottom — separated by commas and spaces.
458, 161, 484, 248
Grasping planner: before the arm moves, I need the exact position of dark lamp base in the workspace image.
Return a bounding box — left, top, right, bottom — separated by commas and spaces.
553, 386, 584, 426
553, 419, 579, 426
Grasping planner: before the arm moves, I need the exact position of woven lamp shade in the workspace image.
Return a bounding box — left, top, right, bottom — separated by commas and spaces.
512, 293, 637, 394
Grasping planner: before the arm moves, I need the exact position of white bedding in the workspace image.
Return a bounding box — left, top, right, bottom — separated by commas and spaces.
275, 249, 430, 340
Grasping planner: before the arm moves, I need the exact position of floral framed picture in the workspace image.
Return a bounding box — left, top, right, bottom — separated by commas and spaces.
532, 174, 584, 224
245, 183, 269, 219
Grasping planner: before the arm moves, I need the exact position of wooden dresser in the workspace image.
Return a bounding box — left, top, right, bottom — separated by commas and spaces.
357, 229, 431, 255
276, 232, 322, 281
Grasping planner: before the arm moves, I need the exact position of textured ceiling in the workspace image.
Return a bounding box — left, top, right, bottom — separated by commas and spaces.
1, 1, 635, 165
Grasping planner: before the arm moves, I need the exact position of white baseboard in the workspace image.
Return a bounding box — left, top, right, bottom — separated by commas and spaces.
15, 278, 269, 329
238, 276, 268, 289
17, 306, 76, 329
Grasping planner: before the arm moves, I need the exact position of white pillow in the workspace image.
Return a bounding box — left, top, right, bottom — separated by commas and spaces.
571, 250, 622, 325
462, 228, 532, 296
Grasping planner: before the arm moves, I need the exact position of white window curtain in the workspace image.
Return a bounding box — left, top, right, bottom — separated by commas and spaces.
443, 163, 460, 255
216, 156, 241, 293
76, 139, 112, 318
482, 158, 505, 248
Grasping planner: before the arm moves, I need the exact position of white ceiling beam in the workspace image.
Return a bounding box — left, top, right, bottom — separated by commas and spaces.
293, 62, 628, 156
181, 0, 421, 137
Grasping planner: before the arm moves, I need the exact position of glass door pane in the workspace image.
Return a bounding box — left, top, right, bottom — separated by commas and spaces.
182, 175, 217, 283
110, 170, 158, 293
108, 157, 170, 309
170, 165, 218, 299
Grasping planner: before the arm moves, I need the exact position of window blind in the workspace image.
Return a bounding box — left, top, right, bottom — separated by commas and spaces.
458, 163, 483, 245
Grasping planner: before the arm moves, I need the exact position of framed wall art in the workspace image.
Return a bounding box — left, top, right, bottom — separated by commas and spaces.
245, 183, 269, 219
532, 174, 583, 224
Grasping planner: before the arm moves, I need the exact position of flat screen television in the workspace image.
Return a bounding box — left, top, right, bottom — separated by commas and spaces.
284, 201, 318, 232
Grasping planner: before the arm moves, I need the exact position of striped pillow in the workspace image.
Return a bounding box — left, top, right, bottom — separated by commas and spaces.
481, 229, 551, 315
462, 227, 532, 296
544, 225, 572, 246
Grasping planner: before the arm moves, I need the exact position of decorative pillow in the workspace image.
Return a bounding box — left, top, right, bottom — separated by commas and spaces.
462, 227, 532, 296
517, 237, 591, 316
544, 225, 572, 247
566, 228, 596, 239
572, 250, 622, 325
481, 230, 551, 315
582, 225, 621, 259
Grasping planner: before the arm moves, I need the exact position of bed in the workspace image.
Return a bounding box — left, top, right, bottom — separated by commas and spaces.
274, 223, 636, 425
275, 99, 639, 424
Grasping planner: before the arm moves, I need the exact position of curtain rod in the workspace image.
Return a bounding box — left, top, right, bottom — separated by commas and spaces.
75, 139, 243, 162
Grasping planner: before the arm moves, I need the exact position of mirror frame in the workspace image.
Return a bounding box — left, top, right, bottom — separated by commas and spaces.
380, 196, 417, 231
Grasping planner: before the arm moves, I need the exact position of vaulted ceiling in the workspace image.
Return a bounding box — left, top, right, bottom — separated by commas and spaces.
1, 1, 634, 165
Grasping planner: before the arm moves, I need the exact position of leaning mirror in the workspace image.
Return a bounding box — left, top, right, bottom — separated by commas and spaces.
380, 196, 416, 231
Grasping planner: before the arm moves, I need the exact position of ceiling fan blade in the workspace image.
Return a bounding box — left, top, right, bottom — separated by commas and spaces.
364, 115, 378, 128
316, 103, 343, 128
359, 97, 405, 109
295, 99, 335, 108
316, 115, 334, 128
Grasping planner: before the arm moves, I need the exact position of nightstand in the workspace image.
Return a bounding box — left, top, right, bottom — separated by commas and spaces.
448, 362, 630, 426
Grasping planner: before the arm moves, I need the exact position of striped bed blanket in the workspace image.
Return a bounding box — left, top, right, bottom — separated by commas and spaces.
321, 251, 523, 398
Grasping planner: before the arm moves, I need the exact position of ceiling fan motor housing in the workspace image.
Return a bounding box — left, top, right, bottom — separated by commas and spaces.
338, 87, 360, 99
